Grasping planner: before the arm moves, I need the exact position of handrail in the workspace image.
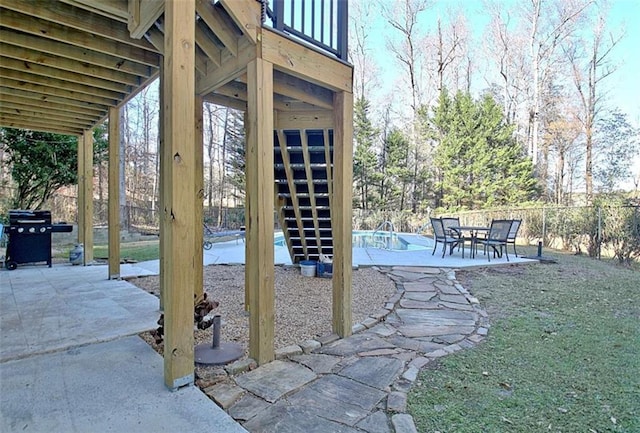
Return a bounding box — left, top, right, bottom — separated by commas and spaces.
372, 220, 394, 238
369, 220, 395, 250
264, 0, 348, 61
416, 222, 431, 235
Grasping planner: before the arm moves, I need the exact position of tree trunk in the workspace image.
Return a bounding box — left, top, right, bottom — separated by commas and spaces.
217, 109, 230, 227
119, 107, 127, 230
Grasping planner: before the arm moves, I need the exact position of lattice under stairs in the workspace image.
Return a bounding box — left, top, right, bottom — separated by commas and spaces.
274, 128, 334, 264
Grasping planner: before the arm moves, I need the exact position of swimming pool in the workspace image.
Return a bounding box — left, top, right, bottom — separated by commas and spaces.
274, 231, 431, 251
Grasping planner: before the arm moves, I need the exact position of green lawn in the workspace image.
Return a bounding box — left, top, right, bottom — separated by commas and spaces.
53, 240, 160, 263
408, 248, 640, 433
93, 240, 159, 262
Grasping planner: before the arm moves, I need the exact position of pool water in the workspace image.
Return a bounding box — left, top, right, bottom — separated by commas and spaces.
274, 231, 430, 251
353, 232, 430, 251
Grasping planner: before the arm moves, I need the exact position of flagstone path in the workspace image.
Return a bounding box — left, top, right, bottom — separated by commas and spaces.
204, 266, 489, 433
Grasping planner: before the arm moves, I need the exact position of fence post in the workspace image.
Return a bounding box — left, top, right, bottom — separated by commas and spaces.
542, 207, 546, 247
597, 206, 602, 260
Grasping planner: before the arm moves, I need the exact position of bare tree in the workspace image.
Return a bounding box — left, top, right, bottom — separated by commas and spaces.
349, 0, 379, 101
522, 0, 591, 169
430, 10, 470, 94
483, 3, 529, 126
381, 0, 429, 211
565, 9, 623, 203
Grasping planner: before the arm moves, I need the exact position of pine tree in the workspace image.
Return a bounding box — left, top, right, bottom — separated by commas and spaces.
353, 96, 379, 210
431, 91, 538, 210
383, 128, 412, 211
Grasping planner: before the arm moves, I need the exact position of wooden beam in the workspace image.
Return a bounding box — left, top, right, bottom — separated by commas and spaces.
245, 57, 275, 365
218, 0, 261, 44
0, 8, 161, 67
0, 57, 131, 94
128, 0, 164, 39
0, 105, 96, 126
276, 129, 308, 258
324, 129, 333, 211
196, 37, 256, 95
331, 91, 353, 338
145, 26, 165, 53
214, 80, 321, 112
0, 28, 154, 78
0, 86, 108, 114
261, 28, 353, 93
0, 118, 83, 135
271, 70, 334, 109
108, 108, 120, 279
0, 77, 115, 107
0, 114, 90, 131
195, 0, 238, 56
275, 110, 334, 130
202, 93, 247, 111
194, 95, 204, 301
195, 21, 222, 67
300, 130, 323, 255
1, 44, 141, 86
163, 0, 196, 391
79, 129, 94, 265
0, 70, 123, 103
0, 0, 158, 51
0, 93, 104, 117
60, 0, 129, 21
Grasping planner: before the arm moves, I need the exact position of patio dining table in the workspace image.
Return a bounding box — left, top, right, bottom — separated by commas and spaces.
450, 226, 490, 258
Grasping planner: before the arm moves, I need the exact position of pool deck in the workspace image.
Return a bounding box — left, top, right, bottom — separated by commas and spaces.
116, 232, 534, 278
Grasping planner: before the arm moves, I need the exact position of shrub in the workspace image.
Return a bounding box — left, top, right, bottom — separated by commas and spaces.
602, 204, 640, 265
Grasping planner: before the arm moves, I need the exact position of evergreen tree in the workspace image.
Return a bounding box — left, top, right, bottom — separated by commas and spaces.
225, 109, 246, 205
431, 91, 538, 210
352, 96, 379, 210
383, 128, 412, 211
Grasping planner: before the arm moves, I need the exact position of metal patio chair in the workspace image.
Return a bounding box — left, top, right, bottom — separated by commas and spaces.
506, 219, 522, 257
477, 219, 513, 262
430, 217, 463, 258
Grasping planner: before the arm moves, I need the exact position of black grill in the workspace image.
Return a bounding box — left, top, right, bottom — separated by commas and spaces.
4, 210, 72, 271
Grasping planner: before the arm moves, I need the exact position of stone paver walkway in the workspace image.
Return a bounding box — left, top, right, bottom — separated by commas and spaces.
204, 266, 489, 433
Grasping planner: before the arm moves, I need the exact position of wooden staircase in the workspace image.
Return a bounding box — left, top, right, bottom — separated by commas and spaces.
274, 128, 334, 264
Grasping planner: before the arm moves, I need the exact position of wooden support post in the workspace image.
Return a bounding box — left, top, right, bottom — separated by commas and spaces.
194, 95, 204, 301
331, 91, 353, 337
163, 0, 196, 390
159, 61, 166, 311
77, 135, 84, 246
78, 129, 94, 265
245, 58, 275, 365
108, 107, 120, 279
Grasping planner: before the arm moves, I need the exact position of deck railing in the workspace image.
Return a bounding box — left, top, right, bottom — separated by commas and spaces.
263, 0, 348, 61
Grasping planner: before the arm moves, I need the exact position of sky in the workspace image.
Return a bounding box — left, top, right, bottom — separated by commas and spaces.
357, 0, 640, 189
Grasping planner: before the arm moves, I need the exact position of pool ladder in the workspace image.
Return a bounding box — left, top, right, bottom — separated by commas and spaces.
372, 221, 395, 249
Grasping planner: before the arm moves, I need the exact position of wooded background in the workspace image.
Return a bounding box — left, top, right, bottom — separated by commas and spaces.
1, 0, 639, 231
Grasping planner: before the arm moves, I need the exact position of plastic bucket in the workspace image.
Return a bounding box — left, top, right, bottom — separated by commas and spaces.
299, 260, 316, 277
69, 243, 84, 265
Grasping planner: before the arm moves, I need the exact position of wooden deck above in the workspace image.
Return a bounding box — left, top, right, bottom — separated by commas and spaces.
0, 0, 352, 135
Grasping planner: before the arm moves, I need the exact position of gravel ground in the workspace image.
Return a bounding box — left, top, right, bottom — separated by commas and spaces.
132, 264, 397, 357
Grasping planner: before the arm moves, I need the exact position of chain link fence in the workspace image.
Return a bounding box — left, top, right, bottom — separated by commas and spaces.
3, 186, 638, 264
353, 205, 640, 264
